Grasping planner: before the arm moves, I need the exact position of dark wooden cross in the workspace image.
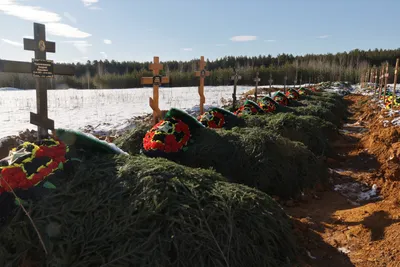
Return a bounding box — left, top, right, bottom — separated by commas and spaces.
284, 75, 288, 93
299, 74, 303, 88
393, 59, 399, 108
141, 56, 169, 124
268, 73, 273, 97
231, 68, 241, 109
383, 62, 389, 103
378, 68, 383, 98
195, 56, 210, 114
0, 23, 75, 140
253, 72, 260, 101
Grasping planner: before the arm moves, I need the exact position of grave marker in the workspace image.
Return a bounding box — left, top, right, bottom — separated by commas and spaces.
231, 68, 241, 109
284, 75, 287, 93
141, 56, 169, 124
268, 73, 273, 97
0, 22, 75, 140
299, 74, 303, 88
383, 62, 389, 103
373, 68, 378, 93
194, 56, 210, 114
378, 66, 384, 98
393, 58, 399, 108
253, 71, 260, 101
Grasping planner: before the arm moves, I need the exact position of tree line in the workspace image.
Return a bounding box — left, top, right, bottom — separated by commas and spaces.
1, 48, 400, 89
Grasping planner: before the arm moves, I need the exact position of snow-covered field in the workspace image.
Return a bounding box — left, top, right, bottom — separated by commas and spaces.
0, 86, 252, 138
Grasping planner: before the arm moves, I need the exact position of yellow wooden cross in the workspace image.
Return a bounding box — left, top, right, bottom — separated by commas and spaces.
141, 56, 169, 124
195, 56, 210, 114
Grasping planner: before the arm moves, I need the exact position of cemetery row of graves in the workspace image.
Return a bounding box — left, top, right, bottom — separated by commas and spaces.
0, 22, 399, 266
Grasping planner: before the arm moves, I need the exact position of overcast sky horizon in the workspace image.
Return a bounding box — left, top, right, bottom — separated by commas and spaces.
0, 0, 399, 64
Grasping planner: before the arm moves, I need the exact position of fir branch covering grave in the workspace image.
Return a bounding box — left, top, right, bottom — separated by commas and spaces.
117, 126, 328, 199
243, 113, 338, 156
0, 154, 297, 267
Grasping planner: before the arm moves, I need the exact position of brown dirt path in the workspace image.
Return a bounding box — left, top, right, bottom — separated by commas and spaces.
287, 94, 400, 267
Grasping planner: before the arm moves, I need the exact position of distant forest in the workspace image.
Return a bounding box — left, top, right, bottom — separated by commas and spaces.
1, 48, 400, 89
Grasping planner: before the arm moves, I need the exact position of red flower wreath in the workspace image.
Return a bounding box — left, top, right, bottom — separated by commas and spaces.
197, 110, 225, 128
298, 88, 307, 95
285, 90, 300, 100
0, 139, 67, 194
273, 95, 288, 106
258, 98, 277, 113
143, 118, 191, 154
234, 105, 259, 117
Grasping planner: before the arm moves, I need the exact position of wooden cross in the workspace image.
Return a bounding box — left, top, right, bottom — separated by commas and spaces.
268, 73, 273, 97
141, 56, 169, 124
231, 68, 241, 109
300, 74, 303, 88
194, 56, 210, 114
253, 72, 261, 101
0, 23, 75, 140
369, 67, 373, 84
393, 59, 399, 108
383, 62, 389, 103
373, 68, 378, 93
284, 75, 288, 93
378, 68, 383, 97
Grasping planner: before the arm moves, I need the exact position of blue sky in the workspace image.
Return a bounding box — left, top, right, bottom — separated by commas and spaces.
0, 0, 398, 63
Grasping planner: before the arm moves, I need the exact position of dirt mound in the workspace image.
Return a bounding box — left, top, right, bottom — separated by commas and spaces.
287, 94, 400, 267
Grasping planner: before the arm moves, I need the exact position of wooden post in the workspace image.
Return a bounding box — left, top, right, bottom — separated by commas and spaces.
393, 59, 399, 108
369, 67, 373, 84
268, 73, 273, 97
253, 71, 260, 101
360, 69, 364, 89
231, 68, 241, 109
0, 22, 75, 140
299, 74, 302, 88
378, 65, 384, 98
284, 74, 287, 93
141, 56, 169, 124
194, 56, 210, 115
383, 62, 389, 103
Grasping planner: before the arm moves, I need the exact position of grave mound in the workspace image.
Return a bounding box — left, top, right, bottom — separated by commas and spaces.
0, 154, 297, 267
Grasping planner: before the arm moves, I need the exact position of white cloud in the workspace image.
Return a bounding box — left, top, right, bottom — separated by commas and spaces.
82, 0, 98, 6
230, 36, 257, 42
100, 51, 107, 59
88, 6, 102, 10
62, 40, 92, 54
0, 1, 61, 23
216, 44, 226, 47
103, 39, 112, 45
22, 35, 33, 39
1, 38, 22, 47
47, 23, 91, 38
265, 39, 276, 42
317, 35, 331, 39
0, 1, 91, 38
64, 12, 77, 24
182, 48, 193, 51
